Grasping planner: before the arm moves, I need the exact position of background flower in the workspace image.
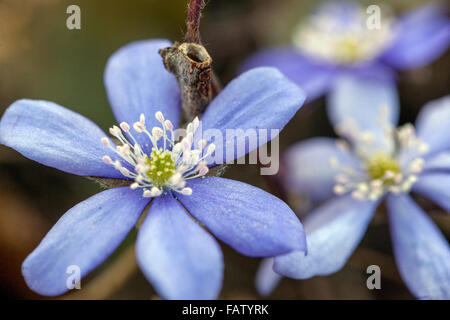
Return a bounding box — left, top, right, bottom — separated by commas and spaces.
258, 76, 450, 299
240, 1, 450, 101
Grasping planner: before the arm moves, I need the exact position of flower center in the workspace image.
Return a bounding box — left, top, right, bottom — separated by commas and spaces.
101, 111, 215, 198
331, 110, 428, 201
145, 149, 176, 187
292, 3, 394, 64
365, 150, 400, 182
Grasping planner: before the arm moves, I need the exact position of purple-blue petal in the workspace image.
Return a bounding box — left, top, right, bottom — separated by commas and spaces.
386, 194, 450, 299
283, 137, 361, 203
177, 177, 306, 257
0, 99, 122, 178
22, 187, 148, 296
136, 194, 223, 300
415, 96, 450, 156
199, 67, 306, 166
328, 75, 399, 150
273, 195, 378, 279
381, 3, 450, 70
104, 39, 181, 152
239, 48, 336, 102
422, 151, 450, 173
412, 173, 450, 211
255, 258, 283, 297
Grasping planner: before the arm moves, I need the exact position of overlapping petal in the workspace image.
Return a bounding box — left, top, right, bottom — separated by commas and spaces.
255, 258, 283, 297
239, 48, 336, 101
422, 151, 450, 173
328, 75, 399, 151
22, 187, 148, 296
386, 194, 450, 299
273, 195, 378, 279
415, 96, 450, 156
0, 99, 122, 178
178, 177, 306, 257
413, 173, 450, 211
136, 195, 223, 300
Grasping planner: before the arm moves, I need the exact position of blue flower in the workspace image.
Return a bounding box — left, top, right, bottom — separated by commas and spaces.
0, 39, 307, 299
240, 1, 450, 102
257, 76, 450, 299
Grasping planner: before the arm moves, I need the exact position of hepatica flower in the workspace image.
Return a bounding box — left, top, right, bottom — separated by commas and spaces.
0, 40, 307, 299
241, 1, 450, 101
258, 77, 450, 299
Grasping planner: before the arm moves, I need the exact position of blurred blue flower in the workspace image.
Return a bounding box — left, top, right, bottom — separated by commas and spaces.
241, 1, 450, 102
0, 39, 307, 299
257, 76, 450, 299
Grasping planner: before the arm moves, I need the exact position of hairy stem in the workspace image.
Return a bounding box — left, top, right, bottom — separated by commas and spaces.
186, 0, 204, 43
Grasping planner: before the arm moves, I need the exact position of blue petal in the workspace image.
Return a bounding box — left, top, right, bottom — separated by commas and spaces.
415, 96, 450, 156
239, 48, 336, 102
199, 67, 306, 166
283, 137, 361, 203
255, 258, 283, 297
386, 194, 450, 299
177, 177, 306, 257
412, 173, 450, 211
136, 194, 223, 300
22, 187, 148, 296
328, 75, 400, 150
0, 99, 123, 178
273, 195, 378, 279
382, 3, 450, 70
104, 40, 181, 151
422, 151, 450, 173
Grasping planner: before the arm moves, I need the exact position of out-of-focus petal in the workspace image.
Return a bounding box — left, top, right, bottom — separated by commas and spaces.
328, 75, 400, 151
283, 137, 361, 203
416, 96, 450, 156
255, 258, 283, 297
386, 194, 450, 299
239, 48, 336, 101
382, 3, 450, 70
422, 151, 450, 173
274, 195, 378, 279
413, 173, 450, 211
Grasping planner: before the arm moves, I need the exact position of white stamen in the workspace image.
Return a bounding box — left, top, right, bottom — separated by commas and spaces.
181, 187, 192, 196
101, 137, 110, 147
120, 122, 130, 132
101, 112, 213, 198
155, 111, 164, 123
102, 155, 112, 164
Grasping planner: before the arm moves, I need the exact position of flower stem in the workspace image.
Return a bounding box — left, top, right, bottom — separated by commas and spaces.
186, 0, 204, 44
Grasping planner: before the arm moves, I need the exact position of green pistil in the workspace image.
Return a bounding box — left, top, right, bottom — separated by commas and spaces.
337, 37, 360, 62
365, 150, 400, 182
145, 149, 176, 187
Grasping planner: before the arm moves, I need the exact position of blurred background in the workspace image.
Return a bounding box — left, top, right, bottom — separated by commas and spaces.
0, 0, 448, 299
